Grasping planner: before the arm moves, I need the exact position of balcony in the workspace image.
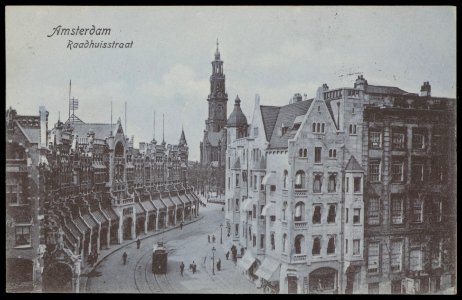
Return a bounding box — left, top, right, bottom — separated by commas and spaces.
292, 254, 307, 263
294, 221, 308, 230
294, 189, 307, 197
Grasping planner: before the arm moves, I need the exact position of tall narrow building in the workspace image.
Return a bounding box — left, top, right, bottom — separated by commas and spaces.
200, 41, 228, 195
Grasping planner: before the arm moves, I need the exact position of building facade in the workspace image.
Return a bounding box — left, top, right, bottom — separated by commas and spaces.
6, 108, 201, 292
200, 43, 228, 196
225, 76, 456, 294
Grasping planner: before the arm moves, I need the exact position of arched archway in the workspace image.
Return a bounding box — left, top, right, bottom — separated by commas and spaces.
309, 267, 338, 293
123, 217, 133, 240
43, 262, 74, 293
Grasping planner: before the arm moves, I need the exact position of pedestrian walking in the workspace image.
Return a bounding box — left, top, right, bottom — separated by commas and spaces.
226, 251, 230, 260
212, 235, 215, 243
217, 258, 221, 271
180, 261, 185, 276
136, 238, 141, 249
180, 221, 183, 230
122, 251, 128, 265
208, 235, 210, 243
192, 261, 196, 274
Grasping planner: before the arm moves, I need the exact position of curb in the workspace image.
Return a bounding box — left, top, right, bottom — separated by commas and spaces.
82, 214, 204, 293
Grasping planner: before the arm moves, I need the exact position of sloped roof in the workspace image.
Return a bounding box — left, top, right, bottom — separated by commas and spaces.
268, 99, 313, 149
72, 123, 117, 140
345, 155, 364, 172
324, 100, 338, 129
15, 121, 41, 144
260, 106, 280, 142
206, 130, 224, 147
366, 85, 407, 95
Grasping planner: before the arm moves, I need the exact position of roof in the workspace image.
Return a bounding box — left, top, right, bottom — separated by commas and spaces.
142, 199, 156, 212
268, 99, 313, 149
82, 213, 98, 229
16, 121, 41, 144
92, 210, 108, 224
170, 194, 183, 206
260, 106, 280, 142
71, 123, 117, 140
102, 207, 119, 221
178, 193, 191, 205
179, 129, 187, 145
345, 155, 364, 172
365, 85, 407, 95
160, 196, 174, 209
325, 100, 338, 129
205, 130, 224, 147
227, 96, 248, 127
134, 202, 145, 214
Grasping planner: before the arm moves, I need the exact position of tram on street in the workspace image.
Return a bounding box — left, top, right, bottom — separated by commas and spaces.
152, 241, 168, 274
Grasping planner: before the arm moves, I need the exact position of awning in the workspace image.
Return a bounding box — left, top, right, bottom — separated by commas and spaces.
238, 250, 257, 270
134, 202, 145, 215
152, 199, 167, 210
242, 198, 256, 211
255, 256, 281, 282
92, 210, 108, 225
262, 172, 277, 185
102, 207, 119, 221
261, 202, 276, 216
82, 214, 98, 229
142, 200, 156, 212
178, 193, 191, 205
160, 196, 175, 209
170, 195, 183, 206
73, 217, 90, 234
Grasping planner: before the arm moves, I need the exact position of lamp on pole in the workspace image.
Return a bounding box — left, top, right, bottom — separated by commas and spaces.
220, 223, 223, 244
212, 246, 216, 275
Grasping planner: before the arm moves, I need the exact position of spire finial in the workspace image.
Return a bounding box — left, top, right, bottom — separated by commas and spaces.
216, 38, 219, 50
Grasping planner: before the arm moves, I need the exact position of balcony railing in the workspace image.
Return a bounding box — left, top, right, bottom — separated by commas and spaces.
294, 189, 307, 197
294, 221, 308, 230
292, 254, 307, 263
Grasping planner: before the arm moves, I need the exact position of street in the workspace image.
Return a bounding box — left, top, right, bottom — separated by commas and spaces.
85, 202, 262, 294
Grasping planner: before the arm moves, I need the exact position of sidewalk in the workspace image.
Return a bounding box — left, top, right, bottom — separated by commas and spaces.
80, 214, 204, 293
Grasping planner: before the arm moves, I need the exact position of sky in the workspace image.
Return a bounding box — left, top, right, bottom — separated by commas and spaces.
6, 6, 456, 161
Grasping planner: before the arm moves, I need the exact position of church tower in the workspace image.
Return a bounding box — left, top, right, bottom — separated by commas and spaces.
205, 39, 228, 132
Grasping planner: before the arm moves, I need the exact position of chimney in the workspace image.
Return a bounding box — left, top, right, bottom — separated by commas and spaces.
420, 81, 431, 97
322, 83, 329, 91
292, 93, 302, 103
39, 106, 48, 149
255, 94, 260, 108
354, 75, 368, 90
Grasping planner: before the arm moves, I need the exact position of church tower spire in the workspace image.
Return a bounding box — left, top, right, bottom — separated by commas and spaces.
206, 40, 228, 133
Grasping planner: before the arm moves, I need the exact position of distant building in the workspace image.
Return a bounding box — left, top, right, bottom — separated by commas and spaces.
225, 76, 456, 294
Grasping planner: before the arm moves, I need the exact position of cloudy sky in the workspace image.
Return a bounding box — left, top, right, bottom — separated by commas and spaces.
6, 6, 456, 161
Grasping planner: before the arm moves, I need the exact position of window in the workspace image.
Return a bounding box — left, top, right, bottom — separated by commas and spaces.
413, 133, 425, 149
235, 199, 240, 212
410, 247, 423, 271
413, 198, 423, 223
270, 215, 276, 222
270, 185, 276, 192
412, 163, 424, 182
354, 177, 362, 193
282, 234, 288, 252
391, 240, 403, 272
329, 149, 337, 158
370, 131, 382, 148
349, 124, 357, 135
253, 204, 257, 219
295, 171, 305, 189
392, 132, 406, 150
317, 123, 320, 132
313, 174, 322, 193
312, 237, 321, 256
299, 149, 303, 157
369, 161, 381, 182
391, 196, 403, 224
432, 135, 443, 153
391, 161, 404, 182
432, 158, 444, 182
368, 198, 380, 225
328, 174, 336, 192
228, 157, 230, 169
7, 184, 21, 205
327, 205, 336, 223
283, 170, 288, 189
282, 202, 287, 221
345, 239, 348, 254
368, 242, 380, 273
436, 200, 442, 222
353, 208, 361, 224
314, 147, 322, 163
253, 127, 258, 137
352, 107, 355, 114
321, 123, 325, 133
15, 226, 31, 247
294, 202, 304, 221
312, 206, 321, 224
294, 235, 304, 254
303, 149, 307, 157
253, 235, 257, 247
260, 205, 265, 220
312, 123, 316, 132
253, 175, 257, 189
318, 105, 321, 112
260, 234, 265, 249
271, 232, 275, 250
260, 175, 264, 191
235, 173, 239, 187
227, 177, 230, 189
327, 236, 336, 254
345, 208, 349, 223
431, 240, 442, 268
353, 239, 360, 256
346, 177, 349, 193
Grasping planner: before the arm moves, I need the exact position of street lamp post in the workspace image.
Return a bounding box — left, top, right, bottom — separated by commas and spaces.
220, 223, 223, 244
212, 246, 216, 275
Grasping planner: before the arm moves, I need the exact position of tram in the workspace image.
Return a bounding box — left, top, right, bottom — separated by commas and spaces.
152, 241, 168, 274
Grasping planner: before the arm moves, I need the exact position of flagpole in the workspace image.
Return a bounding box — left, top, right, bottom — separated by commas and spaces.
69, 80, 71, 123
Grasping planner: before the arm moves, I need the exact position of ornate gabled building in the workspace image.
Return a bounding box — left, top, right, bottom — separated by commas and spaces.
6, 106, 200, 292
200, 41, 229, 195
225, 77, 456, 294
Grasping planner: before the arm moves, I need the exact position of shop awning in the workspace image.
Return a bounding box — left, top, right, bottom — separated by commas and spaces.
152, 199, 167, 211
262, 172, 277, 185
255, 256, 281, 282
134, 202, 145, 215
142, 200, 156, 212
261, 202, 276, 216
160, 196, 175, 209
238, 250, 257, 271
178, 193, 191, 205
242, 198, 256, 211
92, 210, 108, 225
102, 207, 119, 221
170, 195, 183, 206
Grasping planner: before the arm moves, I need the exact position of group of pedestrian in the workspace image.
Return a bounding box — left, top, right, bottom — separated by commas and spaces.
207, 234, 216, 243
88, 250, 99, 267
187, 261, 196, 274
230, 245, 238, 265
